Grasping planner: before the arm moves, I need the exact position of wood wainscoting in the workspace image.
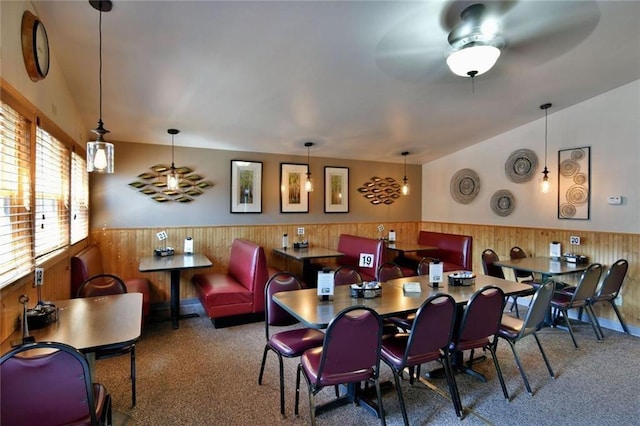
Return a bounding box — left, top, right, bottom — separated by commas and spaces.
2, 221, 637, 344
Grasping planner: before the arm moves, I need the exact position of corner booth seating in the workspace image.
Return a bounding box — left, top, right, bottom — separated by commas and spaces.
71, 244, 151, 322
336, 234, 385, 282
192, 239, 278, 328
395, 231, 473, 274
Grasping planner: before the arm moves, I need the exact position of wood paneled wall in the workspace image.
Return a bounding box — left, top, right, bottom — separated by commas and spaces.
2, 221, 638, 343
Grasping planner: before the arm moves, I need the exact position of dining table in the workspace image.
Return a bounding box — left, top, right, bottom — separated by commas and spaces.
2, 293, 143, 375
272, 246, 344, 287
273, 273, 532, 417
139, 253, 212, 329
494, 256, 591, 284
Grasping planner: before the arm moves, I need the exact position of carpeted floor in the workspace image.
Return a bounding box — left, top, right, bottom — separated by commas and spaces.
96, 303, 640, 425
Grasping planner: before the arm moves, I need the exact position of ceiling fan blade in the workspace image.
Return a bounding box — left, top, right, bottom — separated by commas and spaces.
502, 0, 600, 65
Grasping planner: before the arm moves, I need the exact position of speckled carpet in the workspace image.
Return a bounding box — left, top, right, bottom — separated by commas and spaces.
96, 303, 640, 425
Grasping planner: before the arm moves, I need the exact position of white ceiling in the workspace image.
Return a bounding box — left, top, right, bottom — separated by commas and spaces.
33, 0, 640, 165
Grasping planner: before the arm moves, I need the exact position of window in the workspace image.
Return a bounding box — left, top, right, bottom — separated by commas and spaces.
34, 127, 70, 259
0, 103, 34, 287
70, 151, 89, 244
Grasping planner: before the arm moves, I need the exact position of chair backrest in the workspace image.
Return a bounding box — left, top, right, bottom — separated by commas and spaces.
264, 272, 303, 339
518, 280, 555, 338
314, 306, 383, 386
334, 265, 363, 286
481, 249, 505, 279
376, 262, 403, 282
416, 257, 438, 276
571, 263, 603, 303
76, 273, 127, 298
596, 259, 628, 301
455, 286, 505, 345
509, 246, 535, 279
1, 341, 101, 426
405, 294, 456, 363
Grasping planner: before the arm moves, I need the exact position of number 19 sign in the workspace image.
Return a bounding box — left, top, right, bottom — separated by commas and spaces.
359, 253, 375, 268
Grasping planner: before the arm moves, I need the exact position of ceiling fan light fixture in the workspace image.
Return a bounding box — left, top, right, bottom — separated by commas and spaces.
446, 44, 501, 77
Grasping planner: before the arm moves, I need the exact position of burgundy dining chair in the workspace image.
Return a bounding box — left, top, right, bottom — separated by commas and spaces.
381, 293, 461, 423
1, 341, 112, 426
258, 271, 325, 417
333, 265, 363, 286
295, 306, 386, 426
449, 285, 510, 416
376, 262, 404, 282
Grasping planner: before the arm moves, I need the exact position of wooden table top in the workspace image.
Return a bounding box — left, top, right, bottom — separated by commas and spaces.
494, 257, 590, 276
273, 273, 533, 329
273, 246, 344, 261
386, 241, 438, 253
2, 293, 142, 354
139, 253, 212, 272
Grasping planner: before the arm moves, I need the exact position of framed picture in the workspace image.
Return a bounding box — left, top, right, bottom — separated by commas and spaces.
324, 166, 349, 213
280, 163, 309, 213
558, 146, 590, 220
230, 160, 262, 213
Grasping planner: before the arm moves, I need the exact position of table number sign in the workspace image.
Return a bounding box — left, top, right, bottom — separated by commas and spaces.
317, 269, 335, 300
359, 253, 375, 268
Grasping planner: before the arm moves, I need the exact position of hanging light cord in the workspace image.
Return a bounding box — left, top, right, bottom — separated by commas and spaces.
171, 133, 175, 167
98, 4, 103, 125
544, 107, 548, 168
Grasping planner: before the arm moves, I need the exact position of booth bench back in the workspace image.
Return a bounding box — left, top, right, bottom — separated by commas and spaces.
336, 234, 385, 282
417, 231, 473, 272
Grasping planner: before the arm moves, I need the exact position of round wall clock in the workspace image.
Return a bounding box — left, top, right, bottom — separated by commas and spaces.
21, 11, 50, 82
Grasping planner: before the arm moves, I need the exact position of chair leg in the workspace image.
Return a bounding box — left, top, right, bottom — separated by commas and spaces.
390, 368, 409, 426
258, 345, 268, 385
488, 344, 509, 401
610, 301, 630, 334
277, 353, 286, 416
131, 345, 136, 407
294, 364, 302, 417
561, 309, 579, 348
442, 353, 463, 418
506, 339, 532, 395
584, 304, 603, 341
374, 377, 387, 426
533, 333, 555, 379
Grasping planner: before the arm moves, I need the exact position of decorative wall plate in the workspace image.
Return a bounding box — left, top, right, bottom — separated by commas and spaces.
505, 149, 538, 183
490, 189, 515, 217
450, 168, 480, 204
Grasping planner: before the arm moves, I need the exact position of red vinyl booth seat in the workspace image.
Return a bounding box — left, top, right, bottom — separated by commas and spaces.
192, 239, 277, 326
416, 231, 473, 272
336, 234, 385, 282
70, 244, 151, 320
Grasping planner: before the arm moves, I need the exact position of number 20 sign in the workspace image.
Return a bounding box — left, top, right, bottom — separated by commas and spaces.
359, 253, 375, 268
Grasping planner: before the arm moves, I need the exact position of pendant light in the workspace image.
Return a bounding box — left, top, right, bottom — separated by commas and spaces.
304, 142, 314, 192
167, 129, 180, 190
401, 151, 410, 196
86, 0, 114, 173
540, 103, 552, 193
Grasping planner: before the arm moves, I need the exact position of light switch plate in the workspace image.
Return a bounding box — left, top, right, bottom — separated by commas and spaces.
35, 268, 44, 286
297, 227, 305, 236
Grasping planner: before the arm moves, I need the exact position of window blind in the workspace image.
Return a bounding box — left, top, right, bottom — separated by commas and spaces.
0, 102, 34, 287
70, 151, 89, 244
35, 127, 70, 258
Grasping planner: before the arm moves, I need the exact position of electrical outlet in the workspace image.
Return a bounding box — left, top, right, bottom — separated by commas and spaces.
570, 236, 581, 245
35, 268, 44, 286
297, 227, 305, 236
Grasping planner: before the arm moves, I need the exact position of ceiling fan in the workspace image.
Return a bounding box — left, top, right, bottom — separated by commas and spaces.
374, 0, 601, 83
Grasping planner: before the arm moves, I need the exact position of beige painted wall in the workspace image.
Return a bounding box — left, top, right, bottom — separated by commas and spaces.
90, 141, 422, 228
422, 80, 640, 234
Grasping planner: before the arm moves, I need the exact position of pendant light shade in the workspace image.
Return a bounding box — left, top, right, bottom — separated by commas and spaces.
401, 151, 410, 196
446, 45, 501, 77
304, 142, 314, 192
540, 103, 552, 193
87, 0, 114, 173
167, 129, 180, 190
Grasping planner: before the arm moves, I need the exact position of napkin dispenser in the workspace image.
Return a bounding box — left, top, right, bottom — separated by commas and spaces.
448, 271, 476, 287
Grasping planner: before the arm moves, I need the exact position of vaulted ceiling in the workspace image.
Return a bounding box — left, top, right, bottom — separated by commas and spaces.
33, 0, 640, 164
